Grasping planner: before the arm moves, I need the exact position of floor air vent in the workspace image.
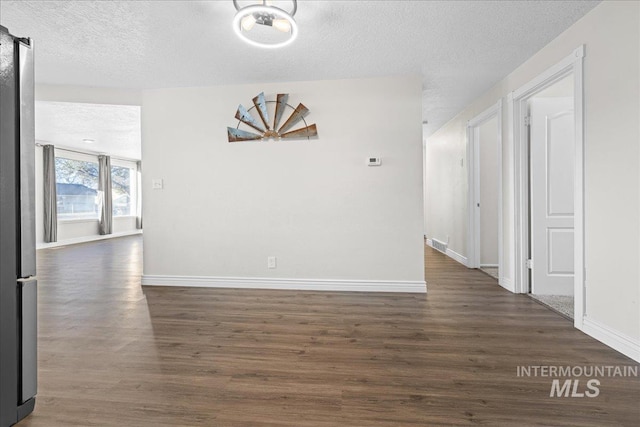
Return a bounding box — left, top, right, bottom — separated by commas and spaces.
432, 238, 448, 254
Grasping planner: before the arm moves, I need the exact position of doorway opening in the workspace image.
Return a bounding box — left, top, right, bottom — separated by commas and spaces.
34, 101, 143, 248
467, 100, 503, 285
510, 45, 585, 329
527, 74, 575, 319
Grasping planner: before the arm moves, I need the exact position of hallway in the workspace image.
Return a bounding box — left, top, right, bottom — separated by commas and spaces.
20, 236, 640, 426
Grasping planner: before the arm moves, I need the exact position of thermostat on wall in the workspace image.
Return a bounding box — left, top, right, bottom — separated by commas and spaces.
367, 157, 381, 166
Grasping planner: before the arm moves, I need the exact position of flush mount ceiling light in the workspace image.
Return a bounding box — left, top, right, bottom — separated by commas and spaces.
232, 0, 298, 49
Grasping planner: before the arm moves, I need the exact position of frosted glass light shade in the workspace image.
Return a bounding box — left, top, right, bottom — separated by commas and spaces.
232, 4, 298, 49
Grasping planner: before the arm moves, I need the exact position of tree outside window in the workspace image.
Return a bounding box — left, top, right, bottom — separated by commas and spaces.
111, 165, 133, 216
55, 157, 99, 219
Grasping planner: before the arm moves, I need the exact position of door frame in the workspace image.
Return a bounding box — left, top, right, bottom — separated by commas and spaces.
466, 100, 503, 285
508, 45, 585, 329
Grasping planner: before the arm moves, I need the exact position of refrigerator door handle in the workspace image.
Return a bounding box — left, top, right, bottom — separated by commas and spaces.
18, 38, 36, 279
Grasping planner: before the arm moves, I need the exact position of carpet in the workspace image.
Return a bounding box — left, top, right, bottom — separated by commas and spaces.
529, 294, 574, 320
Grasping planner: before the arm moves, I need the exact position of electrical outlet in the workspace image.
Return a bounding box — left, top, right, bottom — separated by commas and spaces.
267, 256, 277, 269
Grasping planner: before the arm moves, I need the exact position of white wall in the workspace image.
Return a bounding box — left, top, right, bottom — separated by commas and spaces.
35, 145, 44, 244
35, 84, 142, 248
424, 1, 639, 356
424, 127, 467, 254
479, 116, 499, 266
141, 75, 425, 290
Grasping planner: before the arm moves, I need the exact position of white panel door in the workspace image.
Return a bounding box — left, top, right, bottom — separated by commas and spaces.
530, 98, 574, 295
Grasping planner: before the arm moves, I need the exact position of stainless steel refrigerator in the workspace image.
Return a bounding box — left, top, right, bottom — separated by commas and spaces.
0, 25, 37, 426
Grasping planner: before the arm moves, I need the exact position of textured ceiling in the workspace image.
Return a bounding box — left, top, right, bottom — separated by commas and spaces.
1, 0, 599, 139
35, 102, 142, 160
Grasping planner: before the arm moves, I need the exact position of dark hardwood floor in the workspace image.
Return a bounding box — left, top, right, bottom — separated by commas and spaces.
19, 235, 639, 426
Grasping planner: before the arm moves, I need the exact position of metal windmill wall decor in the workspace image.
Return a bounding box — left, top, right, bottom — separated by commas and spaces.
227, 92, 318, 142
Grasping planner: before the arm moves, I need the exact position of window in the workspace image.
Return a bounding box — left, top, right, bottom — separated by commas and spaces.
55, 157, 99, 219
111, 164, 135, 217
54, 153, 139, 221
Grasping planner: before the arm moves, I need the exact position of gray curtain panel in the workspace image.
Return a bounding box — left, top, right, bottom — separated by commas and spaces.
98, 155, 113, 235
42, 144, 57, 243
136, 160, 143, 229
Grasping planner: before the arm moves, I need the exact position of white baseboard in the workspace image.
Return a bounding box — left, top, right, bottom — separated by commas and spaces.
499, 277, 515, 292
142, 275, 427, 294
37, 229, 142, 250
426, 238, 468, 267
582, 317, 640, 363
480, 264, 499, 268
445, 248, 468, 267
